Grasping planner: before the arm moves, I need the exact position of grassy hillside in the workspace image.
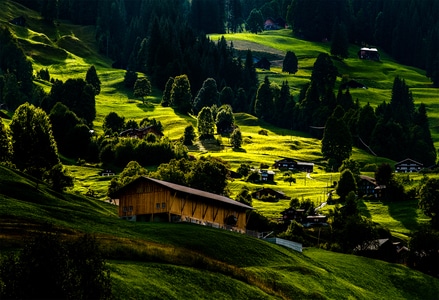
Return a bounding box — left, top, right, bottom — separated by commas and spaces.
0, 0, 435, 238
1, 165, 438, 299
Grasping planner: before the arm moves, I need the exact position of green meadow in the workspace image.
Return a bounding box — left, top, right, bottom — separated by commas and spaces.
1, 0, 437, 238
1, 165, 438, 299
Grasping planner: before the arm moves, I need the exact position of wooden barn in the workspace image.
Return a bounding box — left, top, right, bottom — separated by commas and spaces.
358, 47, 380, 61
112, 177, 253, 232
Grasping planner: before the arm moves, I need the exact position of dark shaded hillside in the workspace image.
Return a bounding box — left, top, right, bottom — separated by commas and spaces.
1, 164, 439, 299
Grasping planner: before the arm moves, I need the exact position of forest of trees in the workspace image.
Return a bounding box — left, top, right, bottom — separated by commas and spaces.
2, 0, 437, 169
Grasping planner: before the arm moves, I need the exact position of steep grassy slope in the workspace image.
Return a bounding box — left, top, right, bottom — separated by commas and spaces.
0, 0, 435, 237
1, 165, 438, 299
210, 30, 439, 147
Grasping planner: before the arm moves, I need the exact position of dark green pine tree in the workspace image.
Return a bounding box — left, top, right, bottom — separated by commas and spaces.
390, 76, 414, 126
322, 106, 352, 169
274, 81, 291, 127
246, 9, 264, 34
254, 76, 274, 121
330, 22, 349, 59
226, 0, 243, 33
161, 77, 174, 107
40, 0, 58, 23
85, 65, 101, 95
282, 51, 298, 74
311, 53, 338, 96
357, 102, 377, 146
409, 103, 437, 166
243, 50, 258, 92
193, 78, 220, 113
297, 82, 320, 130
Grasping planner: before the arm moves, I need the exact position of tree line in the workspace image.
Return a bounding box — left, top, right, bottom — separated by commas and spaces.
251, 52, 436, 169
288, 0, 439, 86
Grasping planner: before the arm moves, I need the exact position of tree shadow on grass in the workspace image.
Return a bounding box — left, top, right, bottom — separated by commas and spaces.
358, 199, 372, 219
232, 148, 247, 153
386, 199, 421, 232
136, 101, 156, 112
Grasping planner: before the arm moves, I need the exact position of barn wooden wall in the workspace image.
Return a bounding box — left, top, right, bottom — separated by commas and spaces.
119, 180, 248, 230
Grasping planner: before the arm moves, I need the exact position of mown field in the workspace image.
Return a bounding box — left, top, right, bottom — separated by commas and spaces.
1, 0, 438, 239
1, 165, 438, 299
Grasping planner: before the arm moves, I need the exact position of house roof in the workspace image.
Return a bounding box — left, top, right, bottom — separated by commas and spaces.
360, 47, 378, 52
252, 187, 284, 195
358, 175, 376, 185
115, 176, 253, 210
395, 158, 423, 166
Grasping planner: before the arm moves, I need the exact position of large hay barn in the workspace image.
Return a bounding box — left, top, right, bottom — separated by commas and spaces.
113, 177, 253, 232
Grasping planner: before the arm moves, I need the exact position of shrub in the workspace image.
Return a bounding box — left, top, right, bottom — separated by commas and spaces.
258, 129, 268, 135
0, 232, 112, 300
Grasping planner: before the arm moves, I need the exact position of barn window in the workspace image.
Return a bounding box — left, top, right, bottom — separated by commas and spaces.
156, 203, 160, 209
123, 206, 127, 212
162, 202, 166, 208
129, 206, 133, 212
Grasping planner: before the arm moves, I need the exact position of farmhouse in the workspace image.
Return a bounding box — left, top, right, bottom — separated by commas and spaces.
357, 47, 380, 61
259, 169, 275, 182
112, 177, 253, 232
254, 57, 271, 70
357, 175, 377, 197
119, 126, 163, 139
395, 158, 423, 172
280, 208, 305, 223
264, 17, 286, 30
9, 16, 26, 26
273, 158, 314, 173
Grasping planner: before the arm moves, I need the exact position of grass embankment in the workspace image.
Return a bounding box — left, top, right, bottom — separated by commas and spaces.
1, 1, 436, 240
1, 165, 438, 299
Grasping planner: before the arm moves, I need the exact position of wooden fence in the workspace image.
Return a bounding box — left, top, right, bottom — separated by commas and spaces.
264, 237, 302, 253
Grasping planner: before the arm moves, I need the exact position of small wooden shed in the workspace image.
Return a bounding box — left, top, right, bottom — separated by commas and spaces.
112, 177, 253, 232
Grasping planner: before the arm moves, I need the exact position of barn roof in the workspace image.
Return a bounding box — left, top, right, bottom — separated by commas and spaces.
115, 176, 254, 210
360, 47, 378, 52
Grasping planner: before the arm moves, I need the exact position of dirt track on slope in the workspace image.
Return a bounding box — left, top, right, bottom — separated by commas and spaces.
229, 40, 285, 68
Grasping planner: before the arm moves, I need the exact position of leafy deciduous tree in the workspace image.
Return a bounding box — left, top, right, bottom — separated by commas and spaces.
322, 109, 352, 169
10, 103, 60, 179
103, 112, 125, 135
0, 117, 11, 164
0, 232, 112, 299
133, 77, 152, 104
183, 124, 196, 146
336, 169, 357, 202
197, 106, 215, 139
230, 127, 242, 149
170, 74, 192, 114
419, 178, 439, 229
